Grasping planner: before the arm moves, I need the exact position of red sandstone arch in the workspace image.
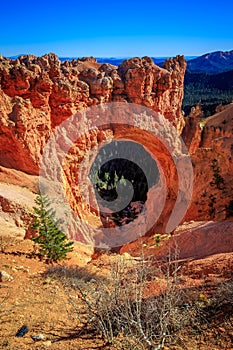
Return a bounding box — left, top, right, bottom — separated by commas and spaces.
49, 103, 192, 247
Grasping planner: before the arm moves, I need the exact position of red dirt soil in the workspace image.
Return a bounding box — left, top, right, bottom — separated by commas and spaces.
1, 220, 233, 349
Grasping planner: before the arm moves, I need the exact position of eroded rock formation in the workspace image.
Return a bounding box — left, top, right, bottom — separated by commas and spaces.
0, 53, 232, 245
0, 53, 186, 174
183, 103, 233, 222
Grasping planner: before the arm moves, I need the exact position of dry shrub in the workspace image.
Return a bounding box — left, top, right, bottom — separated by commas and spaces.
45, 252, 233, 348
203, 278, 233, 323
67, 253, 191, 349
212, 278, 233, 307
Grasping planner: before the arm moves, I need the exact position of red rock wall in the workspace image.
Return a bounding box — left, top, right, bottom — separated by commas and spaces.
182, 103, 233, 222
0, 53, 186, 175
0, 53, 232, 242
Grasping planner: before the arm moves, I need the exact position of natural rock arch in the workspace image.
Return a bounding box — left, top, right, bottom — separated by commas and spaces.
40, 102, 192, 248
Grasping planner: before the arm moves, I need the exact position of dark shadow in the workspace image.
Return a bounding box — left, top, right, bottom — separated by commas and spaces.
89, 140, 159, 228
45, 326, 110, 348
0, 250, 40, 259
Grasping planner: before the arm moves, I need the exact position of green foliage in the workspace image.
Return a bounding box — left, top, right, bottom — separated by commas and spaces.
89, 141, 159, 205
208, 194, 216, 218
90, 169, 127, 191
30, 193, 74, 263
226, 200, 233, 219
155, 234, 161, 246
183, 70, 233, 117
210, 159, 225, 190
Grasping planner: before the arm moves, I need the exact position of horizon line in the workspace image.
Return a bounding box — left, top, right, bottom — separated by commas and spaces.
2, 48, 232, 60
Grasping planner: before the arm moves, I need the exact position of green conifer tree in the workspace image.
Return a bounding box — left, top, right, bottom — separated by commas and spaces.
210, 159, 225, 190
30, 193, 74, 263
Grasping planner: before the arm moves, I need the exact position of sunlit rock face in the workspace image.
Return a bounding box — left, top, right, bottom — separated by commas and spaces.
0, 53, 186, 174
37, 102, 192, 247
0, 53, 232, 247
182, 103, 233, 222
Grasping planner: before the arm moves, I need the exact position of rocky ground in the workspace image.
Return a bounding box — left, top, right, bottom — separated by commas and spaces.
1, 222, 233, 350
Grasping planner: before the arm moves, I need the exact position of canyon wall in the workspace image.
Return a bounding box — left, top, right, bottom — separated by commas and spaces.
182, 103, 233, 222
0, 53, 186, 175
0, 53, 232, 245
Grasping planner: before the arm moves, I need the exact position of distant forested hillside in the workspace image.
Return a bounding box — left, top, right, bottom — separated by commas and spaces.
183, 70, 233, 116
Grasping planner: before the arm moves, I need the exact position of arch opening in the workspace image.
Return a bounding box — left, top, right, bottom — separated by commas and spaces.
89, 140, 160, 227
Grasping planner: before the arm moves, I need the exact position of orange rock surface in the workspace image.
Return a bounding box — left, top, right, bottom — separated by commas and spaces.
183, 103, 233, 222
0, 53, 232, 244
0, 53, 186, 174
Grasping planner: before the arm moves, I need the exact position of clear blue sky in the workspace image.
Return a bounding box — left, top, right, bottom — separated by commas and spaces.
1, 0, 233, 57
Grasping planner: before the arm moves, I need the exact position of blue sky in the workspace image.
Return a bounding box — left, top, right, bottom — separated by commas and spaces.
1, 0, 233, 57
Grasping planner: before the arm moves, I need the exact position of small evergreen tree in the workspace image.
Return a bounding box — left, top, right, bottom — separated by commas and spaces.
30, 193, 74, 263
210, 159, 225, 190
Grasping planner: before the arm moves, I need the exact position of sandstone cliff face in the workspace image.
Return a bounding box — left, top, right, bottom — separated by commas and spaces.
0, 54, 186, 175
0, 53, 232, 245
118, 56, 186, 132
182, 103, 233, 222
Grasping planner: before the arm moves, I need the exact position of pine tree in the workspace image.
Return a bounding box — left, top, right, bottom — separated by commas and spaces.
210, 159, 225, 190
30, 193, 74, 263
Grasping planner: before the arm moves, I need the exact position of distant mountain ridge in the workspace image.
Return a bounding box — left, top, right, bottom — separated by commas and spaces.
6, 54, 196, 67
83, 56, 196, 66
95, 57, 169, 66
187, 50, 233, 74
6, 51, 233, 74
